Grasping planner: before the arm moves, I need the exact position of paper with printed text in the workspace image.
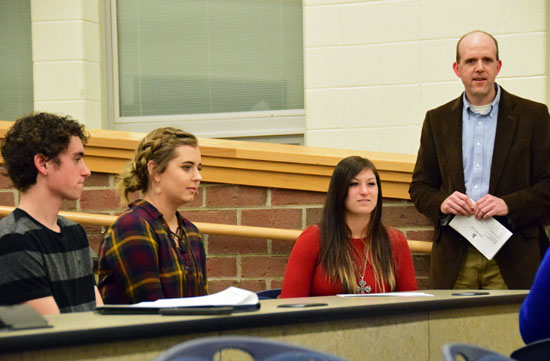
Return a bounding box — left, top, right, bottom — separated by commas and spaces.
449, 215, 512, 260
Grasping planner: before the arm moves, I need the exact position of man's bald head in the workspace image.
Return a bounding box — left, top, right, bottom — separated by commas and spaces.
456, 30, 499, 63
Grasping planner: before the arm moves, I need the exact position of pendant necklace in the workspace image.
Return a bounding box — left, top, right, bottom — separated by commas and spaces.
357, 245, 372, 294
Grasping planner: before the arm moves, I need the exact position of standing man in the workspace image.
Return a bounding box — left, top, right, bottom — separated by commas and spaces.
0, 112, 103, 314
409, 31, 550, 289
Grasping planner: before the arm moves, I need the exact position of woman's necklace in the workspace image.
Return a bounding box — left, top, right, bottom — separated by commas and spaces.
357, 245, 371, 294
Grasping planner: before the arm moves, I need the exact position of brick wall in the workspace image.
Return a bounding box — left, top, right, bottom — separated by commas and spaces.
0, 172, 434, 291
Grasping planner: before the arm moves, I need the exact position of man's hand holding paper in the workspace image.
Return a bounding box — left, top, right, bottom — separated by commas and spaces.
440, 191, 476, 216
474, 194, 509, 219
442, 193, 512, 260
440, 192, 508, 220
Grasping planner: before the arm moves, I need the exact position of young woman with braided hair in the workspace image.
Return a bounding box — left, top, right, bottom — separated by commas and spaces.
98, 127, 207, 304
281, 156, 417, 297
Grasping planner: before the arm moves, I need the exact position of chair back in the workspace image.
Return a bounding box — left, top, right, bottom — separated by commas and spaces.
510, 338, 550, 361
153, 336, 348, 361
441, 343, 515, 361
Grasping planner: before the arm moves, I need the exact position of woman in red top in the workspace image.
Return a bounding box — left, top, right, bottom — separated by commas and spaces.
281, 156, 417, 297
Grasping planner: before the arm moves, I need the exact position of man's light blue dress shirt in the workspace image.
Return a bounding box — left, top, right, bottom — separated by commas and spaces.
462, 85, 501, 202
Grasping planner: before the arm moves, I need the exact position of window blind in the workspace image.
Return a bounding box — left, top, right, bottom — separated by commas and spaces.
0, 0, 33, 120
116, 0, 304, 117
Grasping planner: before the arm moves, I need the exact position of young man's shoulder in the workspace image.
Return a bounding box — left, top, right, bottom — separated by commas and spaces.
0, 209, 87, 254
0, 209, 82, 234
57, 214, 80, 227
0, 209, 40, 239
56, 214, 87, 238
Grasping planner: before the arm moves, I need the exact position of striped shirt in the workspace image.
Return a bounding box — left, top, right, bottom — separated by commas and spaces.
97, 199, 208, 304
0, 209, 96, 313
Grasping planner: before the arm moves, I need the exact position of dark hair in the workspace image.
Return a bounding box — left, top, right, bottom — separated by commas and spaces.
117, 127, 198, 204
456, 30, 499, 63
319, 156, 395, 292
1, 112, 88, 192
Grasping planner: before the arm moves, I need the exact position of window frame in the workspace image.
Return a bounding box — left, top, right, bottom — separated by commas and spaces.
104, 0, 305, 139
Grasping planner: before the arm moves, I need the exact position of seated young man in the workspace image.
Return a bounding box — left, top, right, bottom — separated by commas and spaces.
0, 112, 103, 314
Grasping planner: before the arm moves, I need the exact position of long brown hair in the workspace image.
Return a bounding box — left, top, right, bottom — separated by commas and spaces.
319, 156, 396, 293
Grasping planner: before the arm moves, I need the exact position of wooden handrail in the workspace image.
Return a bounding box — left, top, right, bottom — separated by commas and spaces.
0, 206, 432, 254
0, 121, 417, 199
407, 240, 432, 254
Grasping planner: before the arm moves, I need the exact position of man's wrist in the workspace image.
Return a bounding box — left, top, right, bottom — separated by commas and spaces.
439, 212, 453, 226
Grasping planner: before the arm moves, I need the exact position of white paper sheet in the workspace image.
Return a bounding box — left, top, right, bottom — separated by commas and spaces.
337, 292, 434, 297
449, 215, 512, 260
131, 287, 258, 308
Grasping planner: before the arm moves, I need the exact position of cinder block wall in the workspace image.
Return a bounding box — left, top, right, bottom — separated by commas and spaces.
303, 0, 550, 154
27, 1, 550, 155
0, 173, 433, 292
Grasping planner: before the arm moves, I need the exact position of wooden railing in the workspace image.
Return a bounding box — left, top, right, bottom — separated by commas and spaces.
0, 206, 432, 254
0, 122, 417, 199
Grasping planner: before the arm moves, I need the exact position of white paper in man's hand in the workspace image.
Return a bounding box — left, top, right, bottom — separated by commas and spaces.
449, 215, 512, 260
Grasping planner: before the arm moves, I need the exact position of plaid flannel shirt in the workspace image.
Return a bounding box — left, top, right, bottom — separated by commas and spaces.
98, 199, 208, 304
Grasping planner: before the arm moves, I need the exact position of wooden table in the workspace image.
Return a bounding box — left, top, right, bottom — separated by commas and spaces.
0, 290, 527, 361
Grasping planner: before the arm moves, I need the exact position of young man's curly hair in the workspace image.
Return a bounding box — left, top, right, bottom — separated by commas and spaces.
1, 112, 89, 192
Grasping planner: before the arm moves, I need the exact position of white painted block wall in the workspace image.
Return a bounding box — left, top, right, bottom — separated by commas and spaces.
27, 0, 549, 155
304, 0, 549, 154
30, 0, 102, 129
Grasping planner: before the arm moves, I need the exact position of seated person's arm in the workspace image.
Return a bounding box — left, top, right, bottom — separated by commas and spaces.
100, 218, 166, 303
24, 296, 60, 315
281, 226, 320, 298
0, 233, 60, 313
94, 286, 103, 306
520, 249, 550, 343
391, 229, 418, 291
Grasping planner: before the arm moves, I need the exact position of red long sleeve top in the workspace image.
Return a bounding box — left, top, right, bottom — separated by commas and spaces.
281, 225, 417, 298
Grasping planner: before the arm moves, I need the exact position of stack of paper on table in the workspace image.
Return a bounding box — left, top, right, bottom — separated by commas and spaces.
96, 287, 259, 314
134, 287, 258, 308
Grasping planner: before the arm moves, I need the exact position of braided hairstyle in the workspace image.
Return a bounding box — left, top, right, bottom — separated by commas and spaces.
117, 127, 198, 204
